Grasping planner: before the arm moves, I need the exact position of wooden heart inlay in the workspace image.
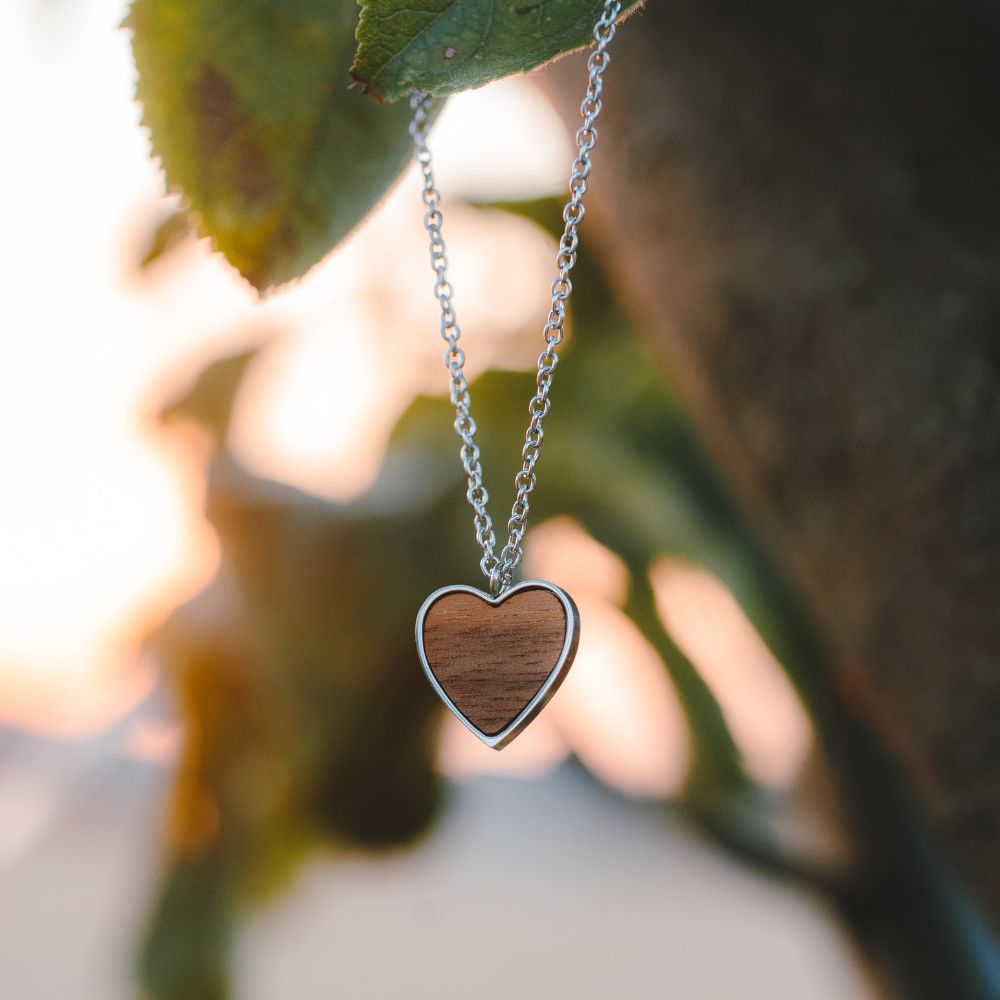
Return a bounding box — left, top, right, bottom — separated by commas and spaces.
415, 581, 580, 749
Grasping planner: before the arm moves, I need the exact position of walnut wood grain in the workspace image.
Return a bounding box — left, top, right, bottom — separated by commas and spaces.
421, 588, 568, 736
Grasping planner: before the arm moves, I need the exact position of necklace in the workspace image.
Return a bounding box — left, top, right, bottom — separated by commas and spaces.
411, 0, 622, 750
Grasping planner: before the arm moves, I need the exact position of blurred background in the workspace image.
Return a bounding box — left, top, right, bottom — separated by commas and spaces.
0, 1, 892, 997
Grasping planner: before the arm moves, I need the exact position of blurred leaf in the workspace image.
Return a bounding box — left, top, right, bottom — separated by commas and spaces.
623, 571, 749, 797
139, 854, 233, 1000
126, 0, 420, 290
140, 209, 195, 269
352, 0, 642, 103
160, 346, 262, 445
143, 341, 451, 999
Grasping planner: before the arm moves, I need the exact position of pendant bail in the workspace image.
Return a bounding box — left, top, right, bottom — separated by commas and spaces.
488, 563, 507, 598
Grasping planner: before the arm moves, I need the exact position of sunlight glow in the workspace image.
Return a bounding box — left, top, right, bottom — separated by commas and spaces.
651, 558, 813, 788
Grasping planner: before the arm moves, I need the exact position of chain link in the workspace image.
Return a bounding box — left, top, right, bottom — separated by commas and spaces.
410, 0, 622, 596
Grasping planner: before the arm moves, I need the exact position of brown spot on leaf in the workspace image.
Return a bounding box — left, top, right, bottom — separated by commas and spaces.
514, 3, 541, 13
349, 71, 386, 104
193, 65, 273, 204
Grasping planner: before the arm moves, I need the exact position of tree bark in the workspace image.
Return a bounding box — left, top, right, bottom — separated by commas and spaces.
541, 0, 1000, 927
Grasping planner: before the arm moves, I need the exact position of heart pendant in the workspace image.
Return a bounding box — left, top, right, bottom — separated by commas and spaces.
415, 580, 580, 750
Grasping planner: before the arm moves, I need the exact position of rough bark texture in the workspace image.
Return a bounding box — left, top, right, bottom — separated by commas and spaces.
541, 0, 1000, 925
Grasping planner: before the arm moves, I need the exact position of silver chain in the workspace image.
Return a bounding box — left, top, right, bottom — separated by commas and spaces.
410, 0, 622, 597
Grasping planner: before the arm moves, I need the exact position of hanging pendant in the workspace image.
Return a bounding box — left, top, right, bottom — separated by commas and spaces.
415, 580, 580, 750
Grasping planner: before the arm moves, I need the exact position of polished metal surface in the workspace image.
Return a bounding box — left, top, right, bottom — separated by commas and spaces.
415, 580, 581, 750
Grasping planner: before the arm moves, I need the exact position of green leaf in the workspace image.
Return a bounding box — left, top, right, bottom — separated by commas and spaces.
126, 0, 419, 290
351, 0, 642, 103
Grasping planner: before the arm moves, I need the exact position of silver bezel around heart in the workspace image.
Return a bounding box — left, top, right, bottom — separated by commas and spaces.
415, 579, 580, 750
